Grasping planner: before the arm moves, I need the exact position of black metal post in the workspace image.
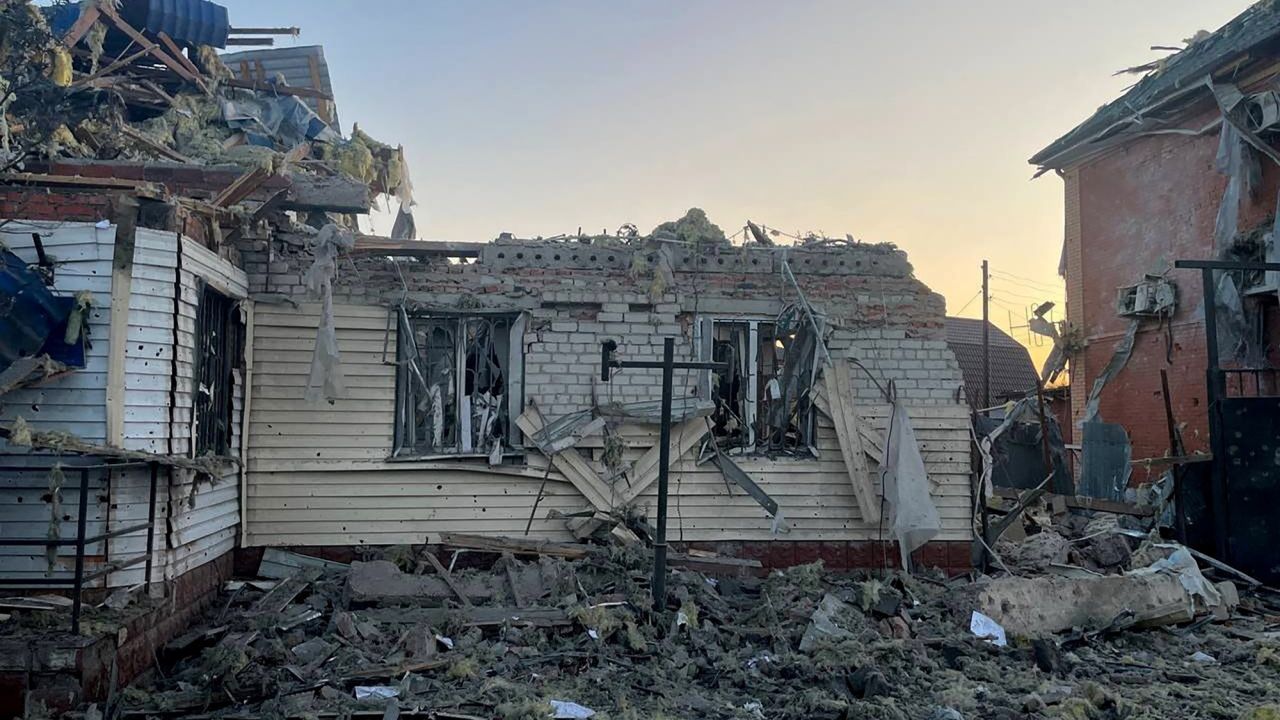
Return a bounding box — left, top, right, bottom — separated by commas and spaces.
145, 462, 158, 586
598, 339, 727, 612
71, 468, 90, 634
653, 338, 675, 610
1200, 266, 1230, 562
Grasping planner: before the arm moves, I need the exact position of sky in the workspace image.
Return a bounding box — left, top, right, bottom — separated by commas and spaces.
220, 0, 1254, 367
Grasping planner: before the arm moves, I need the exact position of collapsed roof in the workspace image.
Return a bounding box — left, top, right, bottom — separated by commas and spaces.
1, 0, 410, 222
1030, 1, 1280, 171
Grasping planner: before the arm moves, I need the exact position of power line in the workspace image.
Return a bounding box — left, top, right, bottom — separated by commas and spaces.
988, 283, 1055, 302
991, 271, 1061, 293
953, 289, 982, 315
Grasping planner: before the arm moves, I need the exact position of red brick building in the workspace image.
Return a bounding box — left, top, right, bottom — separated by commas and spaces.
1031, 4, 1280, 463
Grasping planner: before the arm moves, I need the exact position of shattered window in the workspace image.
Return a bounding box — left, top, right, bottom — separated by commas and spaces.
707, 318, 817, 455
193, 285, 243, 457
394, 313, 524, 458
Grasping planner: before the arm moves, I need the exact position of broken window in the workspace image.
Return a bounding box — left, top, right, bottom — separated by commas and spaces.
192, 284, 244, 457
393, 312, 526, 458
701, 316, 818, 455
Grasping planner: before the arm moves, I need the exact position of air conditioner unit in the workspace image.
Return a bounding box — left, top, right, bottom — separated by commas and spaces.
1116, 276, 1176, 317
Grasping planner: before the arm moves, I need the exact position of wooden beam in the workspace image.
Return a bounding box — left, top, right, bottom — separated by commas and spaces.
106, 195, 139, 447
824, 358, 881, 524
813, 381, 884, 464
117, 125, 194, 163
68, 43, 158, 88
212, 166, 270, 208
97, 4, 211, 96
618, 420, 706, 506
0, 172, 165, 197
156, 32, 203, 79
421, 551, 473, 608
61, 4, 102, 48
516, 405, 615, 512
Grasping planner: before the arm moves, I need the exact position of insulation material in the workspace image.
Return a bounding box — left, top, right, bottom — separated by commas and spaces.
1082, 319, 1139, 423
882, 390, 941, 568
303, 224, 354, 403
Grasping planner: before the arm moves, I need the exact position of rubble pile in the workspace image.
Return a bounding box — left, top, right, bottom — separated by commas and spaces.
89, 534, 1280, 720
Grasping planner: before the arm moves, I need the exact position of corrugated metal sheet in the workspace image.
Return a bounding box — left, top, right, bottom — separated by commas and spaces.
221, 45, 341, 132
243, 302, 975, 547
122, 0, 230, 48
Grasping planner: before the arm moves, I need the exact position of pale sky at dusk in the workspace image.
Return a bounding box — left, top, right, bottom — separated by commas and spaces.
221, 0, 1253, 361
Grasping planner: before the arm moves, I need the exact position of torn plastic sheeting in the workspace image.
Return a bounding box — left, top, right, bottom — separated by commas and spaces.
1082, 318, 1139, 424
1214, 271, 1249, 362
882, 390, 941, 569
304, 224, 355, 403
1131, 546, 1222, 615
969, 611, 1007, 647
223, 95, 340, 149
1214, 121, 1244, 253
549, 700, 596, 719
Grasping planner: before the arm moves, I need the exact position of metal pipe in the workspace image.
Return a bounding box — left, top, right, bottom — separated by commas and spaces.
982, 260, 990, 410
146, 462, 158, 586
653, 338, 675, 611
71, 468, 90, 634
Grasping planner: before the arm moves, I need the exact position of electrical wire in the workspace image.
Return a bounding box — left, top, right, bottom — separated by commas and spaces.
953, 290, 983, 315
988, 283, 1052, 302
990, 271, 1063, 294
991, 268, 1063, 288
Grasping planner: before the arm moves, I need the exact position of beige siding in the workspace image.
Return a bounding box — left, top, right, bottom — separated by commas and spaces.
246, 302, 973, 546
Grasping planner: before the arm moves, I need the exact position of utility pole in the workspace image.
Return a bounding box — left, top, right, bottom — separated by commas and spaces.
981, 260, 990, 410
600, 338, 727, 610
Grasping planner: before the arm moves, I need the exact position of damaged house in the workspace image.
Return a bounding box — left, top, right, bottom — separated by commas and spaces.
0, 0, 976, 711
1031, 2, 1280, 579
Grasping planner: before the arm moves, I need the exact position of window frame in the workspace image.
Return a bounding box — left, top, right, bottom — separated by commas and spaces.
191, 282, 243, 458
391, 309, 526, 460
699, 315, 820, 457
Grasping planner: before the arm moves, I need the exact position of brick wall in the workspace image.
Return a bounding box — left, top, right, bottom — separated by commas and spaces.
1066, 107, 1280, 461
237, 235, 964, 415
0, 188, 113, 222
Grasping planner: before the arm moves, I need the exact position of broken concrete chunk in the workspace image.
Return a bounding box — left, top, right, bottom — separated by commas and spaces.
291, 637, 334, 665
346, 560, 495, 604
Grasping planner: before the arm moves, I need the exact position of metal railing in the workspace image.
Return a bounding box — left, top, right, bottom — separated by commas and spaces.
0, 460, 159, 633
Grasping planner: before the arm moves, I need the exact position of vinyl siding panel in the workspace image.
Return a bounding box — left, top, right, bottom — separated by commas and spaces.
245, 302, 973, 547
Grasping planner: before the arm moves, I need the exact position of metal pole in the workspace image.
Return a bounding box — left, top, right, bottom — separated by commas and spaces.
1161, 369, 1187, 544
1200, 266, 1230, 562
982, 260, 990, 410
71, 468, 90, 635
1033, 378, 1055, 492
145, 462, 158, 586
652, 337, 675, 611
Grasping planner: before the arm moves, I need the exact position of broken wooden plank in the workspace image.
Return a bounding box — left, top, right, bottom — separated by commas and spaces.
813, 380, 885, 464
156, 32, 203, 79
258, 548, 348, 580
118, 125, 194, 163
516, 405, 614, 512
618, 420, 706, 505
97, 4, 211, 95
706, 451, 779, 516
250, 570, 317, 615
61, 4, 102, 48
0, 355, 68, 397
422, 551, 473, 608
212, 165, 270, 207
991, 488, 1154, 518
824, 358, 881, 524
436, 532, 591, 560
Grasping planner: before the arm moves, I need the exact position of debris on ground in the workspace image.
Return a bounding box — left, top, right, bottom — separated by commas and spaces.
87, 530, 1280, 720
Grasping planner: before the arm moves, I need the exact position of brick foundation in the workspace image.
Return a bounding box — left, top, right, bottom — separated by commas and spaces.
0, 552, 232, 717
